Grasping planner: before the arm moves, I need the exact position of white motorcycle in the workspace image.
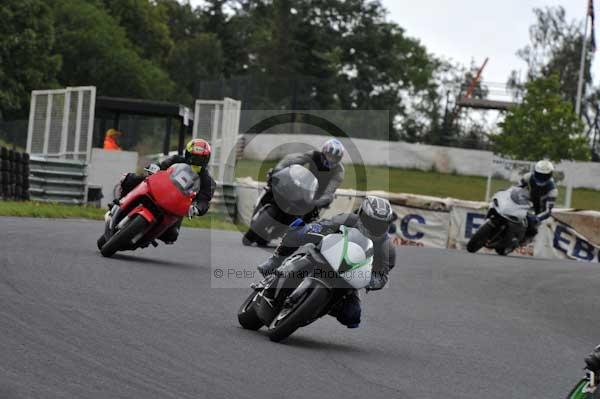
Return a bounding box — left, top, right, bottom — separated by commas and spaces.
238, 225, 373, 342
467, 186, 531, 255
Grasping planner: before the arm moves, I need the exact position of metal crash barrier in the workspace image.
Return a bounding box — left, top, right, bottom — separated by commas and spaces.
235, 177, 600, 263
28, 157, 87, 204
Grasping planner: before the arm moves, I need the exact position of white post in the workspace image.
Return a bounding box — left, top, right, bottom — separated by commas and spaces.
42, 94, 53, 155
193, 101, 200, 139
86, 87, 97, 163
575, 7, 590, 116
26, 93, 37, 154
59, 90, 72, 159
74, 90, 83, 160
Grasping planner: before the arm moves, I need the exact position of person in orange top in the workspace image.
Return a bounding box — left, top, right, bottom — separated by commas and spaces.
103, 129, 122, 150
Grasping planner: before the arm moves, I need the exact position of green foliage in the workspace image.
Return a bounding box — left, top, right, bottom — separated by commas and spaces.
215, 0, 439, 139
0, 0, 61, 116
494, 75, 589, 162
100, 0, 174, 65
0, 0, 480, 145
167, 33, 224, 103
51, 0, 176, 101
512, 7, 590, 107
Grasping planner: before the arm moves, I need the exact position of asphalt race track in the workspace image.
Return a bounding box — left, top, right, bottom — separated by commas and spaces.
1, 217, 599, 398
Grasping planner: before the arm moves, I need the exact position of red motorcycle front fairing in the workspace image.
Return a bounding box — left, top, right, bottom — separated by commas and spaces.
146, 169, 193, 217
112, 166, 196, 247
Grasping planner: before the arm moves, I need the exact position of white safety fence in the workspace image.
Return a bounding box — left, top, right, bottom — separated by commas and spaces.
193, 98, 241, 185
235, 177, 600, 263
27, 86, 96, 162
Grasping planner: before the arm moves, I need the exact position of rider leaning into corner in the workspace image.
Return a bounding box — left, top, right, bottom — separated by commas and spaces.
584, 346, 600, 397
569, 345, 600, 398
117, 138, 216, 244
518, 160, 558, 242
257, 196, 396, 328
242, 138, 346, 246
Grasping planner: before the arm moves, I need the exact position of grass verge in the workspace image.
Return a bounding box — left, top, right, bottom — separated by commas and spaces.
0, 201, 243, 231
235, 159, 600, 210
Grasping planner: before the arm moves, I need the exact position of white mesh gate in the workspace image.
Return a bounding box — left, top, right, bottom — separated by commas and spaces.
26, 86, 96, 162
192, 98, 241, 184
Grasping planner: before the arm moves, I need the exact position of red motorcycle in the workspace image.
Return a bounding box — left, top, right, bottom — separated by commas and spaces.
97, 163, 199, 257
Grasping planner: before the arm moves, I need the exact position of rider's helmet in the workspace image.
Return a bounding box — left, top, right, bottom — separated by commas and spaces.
320, 139, 345, 169
184, 138, 212, 173
532, 160, 554, 187
357, 196, 394, 238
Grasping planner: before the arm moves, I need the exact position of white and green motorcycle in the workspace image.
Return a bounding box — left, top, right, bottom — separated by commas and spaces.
238, 225, 373, 342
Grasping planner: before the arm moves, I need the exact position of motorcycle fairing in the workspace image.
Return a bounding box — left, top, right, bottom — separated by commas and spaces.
320, 226, 373, 289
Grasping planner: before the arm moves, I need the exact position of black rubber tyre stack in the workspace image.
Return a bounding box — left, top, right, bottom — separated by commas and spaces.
0, 147, 7, 199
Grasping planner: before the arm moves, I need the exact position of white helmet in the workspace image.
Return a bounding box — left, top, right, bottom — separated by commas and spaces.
320, 139, 345, 168
533, 160, 554, 186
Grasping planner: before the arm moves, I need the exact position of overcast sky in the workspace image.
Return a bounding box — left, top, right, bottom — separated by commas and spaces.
386, 0, 588, 83
188, 0, 591, 84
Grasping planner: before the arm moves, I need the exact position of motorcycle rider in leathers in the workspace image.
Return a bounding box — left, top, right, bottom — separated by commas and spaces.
257, 196, 396, 328
118, 138, 216, 244
243, 138, 346, 246
517, 160, 558, 242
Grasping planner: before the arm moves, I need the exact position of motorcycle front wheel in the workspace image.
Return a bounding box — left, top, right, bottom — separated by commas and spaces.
267, 283, 330, 343
466, 220, 495, 253
100, 215, 149, 258
238, 290, 263, 330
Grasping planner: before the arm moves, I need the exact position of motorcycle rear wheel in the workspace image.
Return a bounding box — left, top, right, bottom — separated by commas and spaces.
466, 220, 495, 253
268, 285, 330, 343
238, 291, 263, 330
100, 215, 149, 258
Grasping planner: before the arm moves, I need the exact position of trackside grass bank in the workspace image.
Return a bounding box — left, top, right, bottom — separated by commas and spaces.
235, 159, 600, 211
0, 201, 243, 231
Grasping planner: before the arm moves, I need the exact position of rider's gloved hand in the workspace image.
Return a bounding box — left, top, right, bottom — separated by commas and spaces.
189, 202, 209, 218
146, 163, 161, 175
527, 214, 540, 227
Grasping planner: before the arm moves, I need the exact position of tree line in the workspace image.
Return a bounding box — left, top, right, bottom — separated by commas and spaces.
0, 1, 596, 160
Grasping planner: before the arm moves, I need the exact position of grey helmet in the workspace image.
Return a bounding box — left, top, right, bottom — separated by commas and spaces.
357, 196, 393, 238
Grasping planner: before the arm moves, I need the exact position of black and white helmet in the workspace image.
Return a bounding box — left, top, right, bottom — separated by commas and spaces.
357, 196, 393, 238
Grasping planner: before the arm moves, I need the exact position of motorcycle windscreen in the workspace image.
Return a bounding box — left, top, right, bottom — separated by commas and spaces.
494, 188, 529, 221
147, 164, 198, 217
509, 187, 531, 206
271, 165, 318, 216
320, 226, 374, 289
